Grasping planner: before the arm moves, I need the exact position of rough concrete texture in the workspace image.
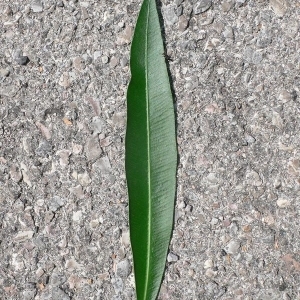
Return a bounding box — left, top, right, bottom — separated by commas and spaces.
0, 0, 299, 299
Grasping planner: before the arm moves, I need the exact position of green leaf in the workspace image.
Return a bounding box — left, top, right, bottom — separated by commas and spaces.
125, 0, 177, 299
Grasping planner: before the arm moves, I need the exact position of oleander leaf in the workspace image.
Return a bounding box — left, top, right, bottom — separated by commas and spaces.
125, 0, 177, 299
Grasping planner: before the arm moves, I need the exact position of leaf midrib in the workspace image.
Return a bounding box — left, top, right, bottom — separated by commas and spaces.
144, 0, 151, 299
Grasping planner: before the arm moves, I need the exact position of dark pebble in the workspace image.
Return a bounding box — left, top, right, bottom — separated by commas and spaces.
15, 56, 30, 66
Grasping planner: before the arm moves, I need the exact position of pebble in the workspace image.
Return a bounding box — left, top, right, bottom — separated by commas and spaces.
163, 5, 178, 26
225, 240, 240, 255
211, 217, 219, 225
113, 227, 121, 239
178, 201, 186, 209
112, 112, 125, 127
15, 56, 30, 66
101, 55, 109, 64
116, 259, 131, 278
21, 165, 32, 187
73, 56, 84, 71
121, 231, 130, 247
81, 7, 89, 20
205, 268, 217, 278
236, 0, 247, 6
89, 219, 99, 229
93, 51, 102, 60
31, 0, 43, 13
110, 56, 119, 68
204, 259, 213, 269
59, 72, 72, 88
72, 143, 83, 155
48, 196, 66, 212
120, 26, 133, 44
77, 171, 91, 186
176, 5, 183, 17
193, 0, 212, 14
23, 290, 36, 300
10, 165, 22, 183
85, 135, 102, 161
276, 198, 291, 208
57, 1, 64, 7
246, 169, 262, 186
272, 111, 284, 128
200, 16, 214, 26
14, 230, 34, 242
118, 21, 125, 28
269, 0, 287, 17
283, 19, 299, 38
178, 15, 189, 32
91, 116, 105, 134
252, 50, 263, 65
36, 121, 51, 140
205, 38, 222, 50
279, 90, 292, 103
223, 26, 234, 39
51, 287, 70, 300
120, 57, 128, 68
185, 204, 193, 213
0, 68, 10, 77
112, 276, 124, 294
198, 30, 206, 40
56, 149, 71, 167
244, 134, 256, 144
221, 0, 234, 12
206, 172, 218, 183
176, 0, 184, 5
93, 156, 111, 173
35, 140, 53, 157
72, 210, 83, 223
167, 252, 179, 262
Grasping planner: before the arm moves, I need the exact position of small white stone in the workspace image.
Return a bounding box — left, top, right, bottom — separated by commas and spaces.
101, 55, 109, 64
14, 230, 34, 242
121, 231, 130, 247
167, 252, 179, 262
118, 21, 125, 28
65, 257, 82, 271
59, 72, 72, 88
206, 173, 218, 183
56, 149, 71, 167
246, 170, 262, 186
245, 134, 256, 144
211, 217, 219, 225
116, 259, 131, 278
204, 259, 213, 269
72, 210, 83, 222
270, 0, 287, 17
0, 68, 10, 77
94, 51, 102, 60
277, 198, 291, 208
31, 0, 43, 12
225, 240, 240, 255
205, 268, 217, 278
77, 171, 91, 186
278, 90, 292, 103
90, 219, 99, 229
72, 143, 83, 155
36, 267, 45, 278
36, 199, 45, 206
178, 201, 186, 209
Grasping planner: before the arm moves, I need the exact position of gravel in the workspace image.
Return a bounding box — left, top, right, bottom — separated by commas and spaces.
0, 0, 299, 299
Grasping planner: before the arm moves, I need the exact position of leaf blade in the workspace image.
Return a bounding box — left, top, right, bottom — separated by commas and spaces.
126, 0, 177, 299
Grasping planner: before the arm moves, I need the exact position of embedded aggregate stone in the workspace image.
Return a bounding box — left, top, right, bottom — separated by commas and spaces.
0, 0, 299, 299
